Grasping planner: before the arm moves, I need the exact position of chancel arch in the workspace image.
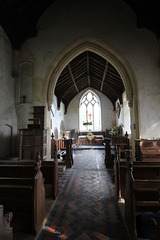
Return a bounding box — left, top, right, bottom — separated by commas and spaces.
45, 36, 139, 158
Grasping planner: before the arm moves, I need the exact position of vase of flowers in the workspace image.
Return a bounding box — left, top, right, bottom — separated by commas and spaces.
109, 124, 124, 136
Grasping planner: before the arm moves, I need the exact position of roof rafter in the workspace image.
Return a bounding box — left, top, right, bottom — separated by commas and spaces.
87, 51, 90, 86
68, 64, 79, 93
100, 61, 108, 92
55, 51, 125, 113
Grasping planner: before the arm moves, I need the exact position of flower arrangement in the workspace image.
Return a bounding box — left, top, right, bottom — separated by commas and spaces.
109, 124, 124, 136
83, 121, 92, 126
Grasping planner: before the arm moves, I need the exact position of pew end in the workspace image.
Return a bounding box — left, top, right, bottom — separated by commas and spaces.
0, 160, 46, 234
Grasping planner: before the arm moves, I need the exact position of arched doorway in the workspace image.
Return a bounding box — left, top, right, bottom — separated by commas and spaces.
45, 36, 139, 159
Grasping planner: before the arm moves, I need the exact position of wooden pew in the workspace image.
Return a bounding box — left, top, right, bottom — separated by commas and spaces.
115, 149, 160, 201
51, 135, 73, 169
112, 135, 130, 158
56, 138, 65, 154
104, 135, 130, 169
6, 138, 58, 201
135, 139, 160, 161
0, 160, 36, 177
125, 161, 160, 240
0, 205, 13, 240
51, 133, 66, 159
0, 159, 45, 234
114, 148, 131, 200
41, 149, 58, 199
112, 135, 130, 149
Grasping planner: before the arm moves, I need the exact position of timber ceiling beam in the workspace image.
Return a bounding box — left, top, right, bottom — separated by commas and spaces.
55, 51, 125, 109
100, 61, 108, 92
68, 64, 79, 93
87, 52, 90, 86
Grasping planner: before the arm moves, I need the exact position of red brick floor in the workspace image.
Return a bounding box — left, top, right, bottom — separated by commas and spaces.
37, 149, 130, 240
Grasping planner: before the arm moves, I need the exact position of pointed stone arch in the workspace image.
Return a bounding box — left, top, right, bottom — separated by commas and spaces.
45, 36, 139, 158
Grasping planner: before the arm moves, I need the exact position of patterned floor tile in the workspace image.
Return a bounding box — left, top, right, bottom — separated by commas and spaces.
37, 150, 130, 240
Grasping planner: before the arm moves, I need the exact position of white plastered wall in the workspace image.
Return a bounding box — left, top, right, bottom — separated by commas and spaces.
0, 26, 17, 157
66, 88, 116, 132
117, 93, 131, 137
50, 95, 66, 139
18, 0, 160, 144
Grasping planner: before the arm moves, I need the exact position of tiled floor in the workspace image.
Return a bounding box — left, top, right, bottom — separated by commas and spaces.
36, 149, 131, 240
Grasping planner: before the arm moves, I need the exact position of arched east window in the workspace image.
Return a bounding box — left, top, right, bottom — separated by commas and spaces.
79, 90, 101, 131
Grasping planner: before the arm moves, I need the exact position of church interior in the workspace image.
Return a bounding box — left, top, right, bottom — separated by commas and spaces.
0, 0, 160, 239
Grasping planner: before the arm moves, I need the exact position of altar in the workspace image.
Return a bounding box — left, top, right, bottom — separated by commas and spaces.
78, 131, 104, 145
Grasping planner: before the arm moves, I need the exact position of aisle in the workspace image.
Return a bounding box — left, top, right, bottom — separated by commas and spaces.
36, 149, 130, 240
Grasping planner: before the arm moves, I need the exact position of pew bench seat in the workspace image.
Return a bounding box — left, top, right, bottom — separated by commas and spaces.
135, 139, 160, 161
0, 161, 46, 234
115, 159, 160, 201
0, 178, 34, 232
41, 160, 58, 199
125, 162, 160, 239
136, 201, 160, 207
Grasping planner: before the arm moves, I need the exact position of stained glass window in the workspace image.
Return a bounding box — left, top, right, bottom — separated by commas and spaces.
79, 90, 101, 131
